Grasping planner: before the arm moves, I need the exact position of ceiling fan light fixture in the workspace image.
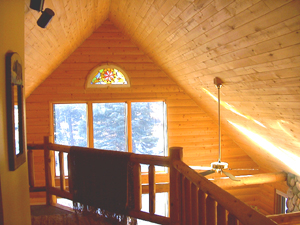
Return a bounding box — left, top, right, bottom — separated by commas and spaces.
211, 161, 228, 172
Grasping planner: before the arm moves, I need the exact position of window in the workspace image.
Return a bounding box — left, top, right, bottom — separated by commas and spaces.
93, 103, 127, 151
53, 101, 167, 175
53, 103, 87, 147
86, 64, 130, 88
131, 102, 166, 156
53, 104, 87, 175
275, 190, 288, 214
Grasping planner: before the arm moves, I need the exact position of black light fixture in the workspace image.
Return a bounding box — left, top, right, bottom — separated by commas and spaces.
30, 0, 55, 28
30, 0, 45, 12
37, 8, 55, 28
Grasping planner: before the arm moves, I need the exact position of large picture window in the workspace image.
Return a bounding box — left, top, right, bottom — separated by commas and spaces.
53, 101, 167, 175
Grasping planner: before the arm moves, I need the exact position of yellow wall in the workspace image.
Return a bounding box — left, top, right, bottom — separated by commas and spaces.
0, 1, 31, 224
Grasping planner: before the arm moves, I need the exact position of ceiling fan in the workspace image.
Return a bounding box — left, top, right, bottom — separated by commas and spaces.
197, 77, 241, 181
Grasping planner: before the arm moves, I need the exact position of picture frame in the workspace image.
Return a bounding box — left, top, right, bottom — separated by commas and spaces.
6, 52, 26, 171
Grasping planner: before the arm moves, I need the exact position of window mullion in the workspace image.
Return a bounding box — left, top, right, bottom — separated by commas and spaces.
88, 102, 94, 148
127, 101, 132, 152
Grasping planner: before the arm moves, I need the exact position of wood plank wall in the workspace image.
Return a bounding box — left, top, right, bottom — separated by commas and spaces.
26, 20, 268, 211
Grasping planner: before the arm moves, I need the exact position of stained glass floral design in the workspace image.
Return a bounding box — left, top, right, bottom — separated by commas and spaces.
91, 68, 128, 85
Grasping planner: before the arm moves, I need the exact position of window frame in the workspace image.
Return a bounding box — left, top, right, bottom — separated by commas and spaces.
51, 99, 168, 155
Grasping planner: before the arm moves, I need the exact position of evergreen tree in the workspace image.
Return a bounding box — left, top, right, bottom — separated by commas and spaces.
131, 102, 163, 155
54, 104, 87, 147
93, 103, 126, 151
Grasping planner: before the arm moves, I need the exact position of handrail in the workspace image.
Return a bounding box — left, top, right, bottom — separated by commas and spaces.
172, 158, 278, 225
267, 212, 300, 225
28, 138, 279, 225
29, 137, 172, 224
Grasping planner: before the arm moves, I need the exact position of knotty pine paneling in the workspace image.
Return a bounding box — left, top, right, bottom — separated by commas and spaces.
109, 0, 300, 178
24, 0, 111, 96
26, 19, 261, 208
24, 0, 300, 177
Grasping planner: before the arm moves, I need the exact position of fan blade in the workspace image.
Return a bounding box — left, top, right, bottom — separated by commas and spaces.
228, 168, 259, 171
190, 166, 212, 171
199, 170, 215, 176
223, 170, 240, 181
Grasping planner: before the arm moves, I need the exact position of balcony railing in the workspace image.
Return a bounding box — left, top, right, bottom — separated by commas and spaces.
28, 136, 279, 225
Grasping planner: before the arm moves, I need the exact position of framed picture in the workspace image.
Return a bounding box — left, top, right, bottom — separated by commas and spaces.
6, 52, 26, 171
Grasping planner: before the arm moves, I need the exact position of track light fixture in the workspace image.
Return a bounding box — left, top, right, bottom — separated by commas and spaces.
30, 0, 55, 28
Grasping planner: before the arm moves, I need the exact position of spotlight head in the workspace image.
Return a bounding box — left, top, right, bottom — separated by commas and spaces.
30, 0, 45, 12
37, 8, 55, 28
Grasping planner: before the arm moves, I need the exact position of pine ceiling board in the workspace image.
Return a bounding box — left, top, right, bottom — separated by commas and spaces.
119, 0, 146, 34
115, 0, 155, 34
203, 44, 300, 72
156, 1, 292, 71
205, 31, 299, 68
126, 0, 162, 41
171, 5, 297, 72
129, 0, 182, 46
61, 0, 82, 44
50, 0, 71, 43
123, 0, 176, 48
143, 0, 244, 56
130, 2, 160, 40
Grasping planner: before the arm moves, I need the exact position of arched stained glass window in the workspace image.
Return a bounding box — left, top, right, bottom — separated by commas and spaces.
86, 64, 130, 88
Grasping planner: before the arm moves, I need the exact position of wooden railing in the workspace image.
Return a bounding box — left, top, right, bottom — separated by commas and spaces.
28, 137, 279, 225
169, 147, 278, 225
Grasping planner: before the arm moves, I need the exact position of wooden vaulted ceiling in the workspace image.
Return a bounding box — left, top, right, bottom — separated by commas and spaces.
24, 0, 300, 175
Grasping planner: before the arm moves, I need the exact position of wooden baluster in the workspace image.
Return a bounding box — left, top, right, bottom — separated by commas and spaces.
27, 149, 35, 189
184, 178, 192, 225
198, 190, 206, 225
178, 172, 183, 224
169, 147, 183, 225
228, 213, 239, 225
191, 183, 199, 225
59, 152, 66, 191
44, 136, 56, 205
149, 164, 156, 215
217, 204, 226, 225
206, 196, 216, 225
67, 153, 73, 195
181, 177, 186, 224
133, 163, 142, 211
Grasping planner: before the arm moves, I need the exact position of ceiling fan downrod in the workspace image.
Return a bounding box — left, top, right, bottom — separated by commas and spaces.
214, 77, 223, 163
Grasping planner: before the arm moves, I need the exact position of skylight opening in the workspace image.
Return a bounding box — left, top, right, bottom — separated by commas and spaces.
228, 121, 300, 176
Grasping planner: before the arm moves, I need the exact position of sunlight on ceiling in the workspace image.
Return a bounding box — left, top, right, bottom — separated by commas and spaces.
228, 121, 300, 176
202, 88, 266, 128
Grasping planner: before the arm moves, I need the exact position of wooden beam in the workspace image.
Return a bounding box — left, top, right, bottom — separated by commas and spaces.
211, 172, 287, 189
142, 172, 286, 193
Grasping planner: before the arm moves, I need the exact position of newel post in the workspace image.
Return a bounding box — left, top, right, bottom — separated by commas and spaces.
169, 146, 183, 225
